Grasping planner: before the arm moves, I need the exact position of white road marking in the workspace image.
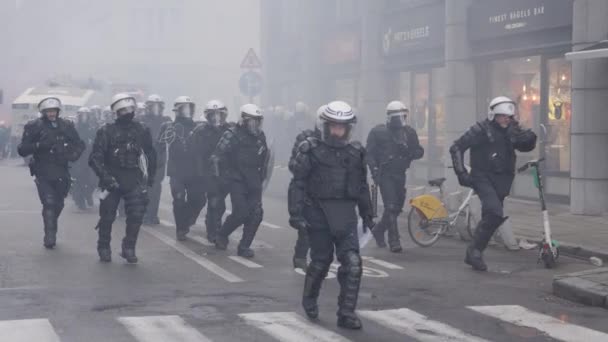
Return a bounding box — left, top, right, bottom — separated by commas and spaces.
239, 312, 352, 342
0, 210, 40, 215
144, 228, 243, 283
228, 256, 264, 268
188, 234, 215, 247
359, 308, 490, 342
469, 305, 608, 342
229, 231, 274, 249
361, 256, 404, 270
0, 318, 61, 342
262, 221, 283, 229
118, 315, 212, 342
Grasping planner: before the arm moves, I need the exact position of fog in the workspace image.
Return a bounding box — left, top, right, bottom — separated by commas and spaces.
0, 0, 260, 120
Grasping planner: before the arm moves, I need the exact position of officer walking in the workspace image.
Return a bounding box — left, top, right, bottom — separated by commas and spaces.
139, 94, 171, 225
89, 93, 157, 263
212, 104, 269, 258
288, 101, 375, 330
72, 107, 98, 210
366, 101, 424, 253
450, 96, 537, 271
188, 100, 233, 243
18, 97, 85, 248
158, 96, 204, 241
286, 104, 326, 270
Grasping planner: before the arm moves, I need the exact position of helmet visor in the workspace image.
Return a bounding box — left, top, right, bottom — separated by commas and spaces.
176, 103, 195, 117
319, 120, 355, 146
244, 117, 263, 135
387, 112, 407, 128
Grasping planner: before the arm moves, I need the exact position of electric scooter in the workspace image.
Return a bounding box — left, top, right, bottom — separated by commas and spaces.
517, 158, 560, 268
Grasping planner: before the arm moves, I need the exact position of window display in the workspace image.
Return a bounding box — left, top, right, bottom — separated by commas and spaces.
546, 58, 571, 173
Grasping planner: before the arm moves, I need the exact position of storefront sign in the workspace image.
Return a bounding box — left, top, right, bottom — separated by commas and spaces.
381, 3, 445, 57
323, 27, 361, 65
470, 0, 573, 41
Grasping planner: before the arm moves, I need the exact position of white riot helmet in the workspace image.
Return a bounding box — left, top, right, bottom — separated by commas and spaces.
488, 96, 516, 121
240, 103, 263, 135
386, 100, 409, 128
145, 94, 164, 116
173, 96, 195, 118
38, 97, 62, 116
317, 101, 356, 147
110, 93, 137, 118
77, 106, 91, 122
204, 99, 228, 127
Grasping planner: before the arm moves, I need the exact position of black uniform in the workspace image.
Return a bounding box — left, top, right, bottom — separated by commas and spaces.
18, 117, 85, 248
72, 117, 98, 209
139, 112, 171, 224
287, 129, 316, 268
189, 121, 234, 242
366, 124, 423, 251
288, 137, 374, 328
450, 119, 536, 270
158, 116, 204, 239
212, 123, 269, 257
89, 116, 156, 262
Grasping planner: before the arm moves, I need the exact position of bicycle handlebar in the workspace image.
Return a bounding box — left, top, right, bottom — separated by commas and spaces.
517, 158, 545, 173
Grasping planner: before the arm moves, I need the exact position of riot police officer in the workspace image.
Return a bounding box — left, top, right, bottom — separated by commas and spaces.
287, 104, 326, 270
212, 104, 269, 258
450, 96, 537, 271
18, 97, 85, 248
140, 94, 171, 225
288, 101, 375, 330
188, 100, 233, 243
89, 93, 157, 263
72, 107, 98, 210
366, 101, 424, 253
158, 96, 205, 241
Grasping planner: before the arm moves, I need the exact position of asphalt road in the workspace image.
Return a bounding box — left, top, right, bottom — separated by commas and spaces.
0, 159, 606, 342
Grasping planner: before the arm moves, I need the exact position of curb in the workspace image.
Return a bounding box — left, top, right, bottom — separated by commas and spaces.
552, 268, 608, 309
515, 234, 608, 262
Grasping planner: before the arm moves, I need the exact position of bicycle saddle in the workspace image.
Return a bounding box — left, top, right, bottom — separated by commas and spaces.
428, 177, 446, 187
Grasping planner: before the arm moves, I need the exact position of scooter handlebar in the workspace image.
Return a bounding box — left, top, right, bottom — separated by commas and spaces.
517, 158, 545, 173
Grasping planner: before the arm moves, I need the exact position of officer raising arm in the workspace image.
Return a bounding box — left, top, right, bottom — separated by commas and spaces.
18, 97, 85, 249
89, 94, 157, 264
450, 96, 537, 271
288, 101, 375, 330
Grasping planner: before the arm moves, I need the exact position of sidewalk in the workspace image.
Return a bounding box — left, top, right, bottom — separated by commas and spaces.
505, 198, 608, 260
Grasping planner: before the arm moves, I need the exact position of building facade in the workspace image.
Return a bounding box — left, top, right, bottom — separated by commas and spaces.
261, 0, 608, 215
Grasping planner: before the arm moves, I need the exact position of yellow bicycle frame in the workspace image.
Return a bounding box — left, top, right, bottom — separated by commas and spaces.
409, 194, 448, 220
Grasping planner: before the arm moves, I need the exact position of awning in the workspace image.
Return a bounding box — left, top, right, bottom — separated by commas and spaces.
565, 41, 608, 61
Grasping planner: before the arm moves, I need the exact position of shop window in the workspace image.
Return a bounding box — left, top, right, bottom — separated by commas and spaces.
413, 73, 430, 160
490, 56, 541, 160
545, 58, 571, 173
431, 68, 446, 162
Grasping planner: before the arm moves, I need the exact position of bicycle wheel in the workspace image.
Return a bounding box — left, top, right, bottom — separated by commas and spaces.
408, 207, 443, 247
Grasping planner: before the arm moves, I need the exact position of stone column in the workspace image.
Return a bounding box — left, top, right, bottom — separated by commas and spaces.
444, 0, 477, 191
570, 0, 608, 215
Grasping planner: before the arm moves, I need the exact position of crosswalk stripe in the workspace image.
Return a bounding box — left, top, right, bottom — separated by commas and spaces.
229, 256, 264, 268
361, 256, 404, 270
229, 231, 274, 249
187, 234, 215, 247
358, 308, 491, 342
118, 315, 212, 342
144, 227, 244, 283
0, 318, 61, 342
239, 312, 352, 342
225, 209, 284, 230
468, 305, 608, 342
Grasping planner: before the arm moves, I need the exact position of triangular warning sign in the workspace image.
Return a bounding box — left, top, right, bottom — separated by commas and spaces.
240, 48, 262, 69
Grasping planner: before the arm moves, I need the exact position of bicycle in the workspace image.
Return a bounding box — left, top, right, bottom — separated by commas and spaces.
407, 177, 477, 247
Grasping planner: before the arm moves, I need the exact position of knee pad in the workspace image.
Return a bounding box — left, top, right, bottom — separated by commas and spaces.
343, 251, 362, 277
42, 193, 57, 208
308, 260, 331, 278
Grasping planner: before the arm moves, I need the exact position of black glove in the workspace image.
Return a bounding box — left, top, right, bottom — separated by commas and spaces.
104, 177, 120, 192
457, 172, 474, 188
362, 216, 375, 233
289, 216, 310, 231
36, 135, 55, 152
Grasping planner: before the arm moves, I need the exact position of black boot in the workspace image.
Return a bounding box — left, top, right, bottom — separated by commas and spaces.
387, 213, 402, 253
372, 226, 386, 248
238, 222, 260, 259
42, 208, 56, 249
176, 229, 189, 241
337, 254, 363, 330
215, 235, 229, 250
98, 247, 112, 263
120, 246, 138, 264
465, 245, 487, 271
302, 263, 328, 320
237, 247, 255, 258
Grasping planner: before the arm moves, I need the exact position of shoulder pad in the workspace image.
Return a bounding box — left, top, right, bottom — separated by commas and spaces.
469, 121, 487, 135
298, 137, 318, 153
